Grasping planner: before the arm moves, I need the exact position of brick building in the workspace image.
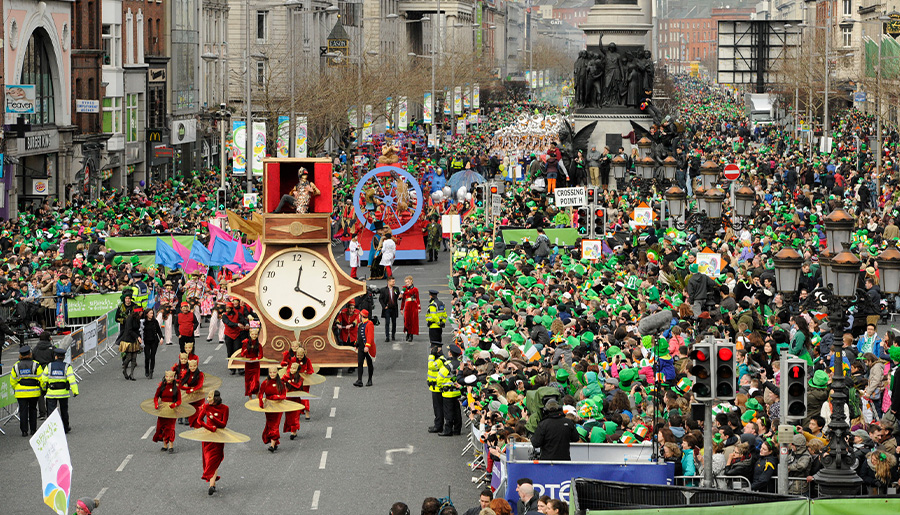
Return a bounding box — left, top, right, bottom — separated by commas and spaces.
659, 6, 755, 73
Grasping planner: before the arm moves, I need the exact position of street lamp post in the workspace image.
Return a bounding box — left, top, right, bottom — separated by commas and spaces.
355, 13, 398, 129
215, 105, 231, 189
774, 209, 900, 496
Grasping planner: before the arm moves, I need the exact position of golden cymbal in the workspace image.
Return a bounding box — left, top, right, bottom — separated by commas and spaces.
300, 373, 326, 385
204, 374, 223, 391
179, 427, 251, 444
230, 357, 279, 364
244, 398, 305, 413
140, 398, 197, 419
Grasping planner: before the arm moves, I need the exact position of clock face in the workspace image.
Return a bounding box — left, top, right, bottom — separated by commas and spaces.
257, 249, 337, 330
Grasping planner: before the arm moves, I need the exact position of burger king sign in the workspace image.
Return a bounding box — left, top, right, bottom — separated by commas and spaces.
32, 179, 49, 195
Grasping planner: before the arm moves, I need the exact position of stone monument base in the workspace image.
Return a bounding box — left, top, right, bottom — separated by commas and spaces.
573, 109, 652, 154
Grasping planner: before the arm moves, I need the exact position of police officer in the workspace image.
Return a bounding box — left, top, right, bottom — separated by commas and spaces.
427, 344, 446, 434
437, 343, 463, 436
10, 346, 46, 437
425, 290, 447, 345
44, 347, 78, 433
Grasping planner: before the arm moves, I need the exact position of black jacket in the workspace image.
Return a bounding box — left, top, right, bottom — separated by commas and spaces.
751, 454, 778, 492
530, 410, 579, 460
140, 318, 163, 347
33, 340, 55, 366
378, 286, 400, 318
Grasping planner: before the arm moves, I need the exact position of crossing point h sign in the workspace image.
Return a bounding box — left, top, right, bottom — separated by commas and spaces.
554, 187, 586, 208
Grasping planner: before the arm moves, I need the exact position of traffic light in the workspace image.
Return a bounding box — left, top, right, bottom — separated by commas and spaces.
586, 187, 596, 204
782, 358, 808, 423
592, 205, 605, 238
473, 184, 485, 206
216, 187, 228, 211
714, 341, 736, 400
575, 207, 591, 236
489, 183, 505, 196
689, 341, 714, 402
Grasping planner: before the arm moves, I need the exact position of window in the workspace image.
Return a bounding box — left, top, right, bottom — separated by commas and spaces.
102, 97, 122, 133
126, 93, 139, 142
842, 26, 852, 47
256, 10, 268, 42
102, 24, 120, 66
843, 0, 852, 17
20, 29, 56, 125
256, 60, 266, 85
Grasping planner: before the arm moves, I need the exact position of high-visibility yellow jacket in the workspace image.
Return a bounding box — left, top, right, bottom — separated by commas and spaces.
11, 359, 45, 399
44, 361, 79, 399
426, 300, 448, 329
427, 354, 445, 393
438, 362, 460, 398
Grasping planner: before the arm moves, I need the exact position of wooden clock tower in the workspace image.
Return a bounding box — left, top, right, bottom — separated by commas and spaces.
228, 157, 364, 367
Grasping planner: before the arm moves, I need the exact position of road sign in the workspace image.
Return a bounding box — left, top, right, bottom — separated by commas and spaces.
723, 163, 740, 181
553, 187, 586, 208
853, 92, 867, 102
491, 194, 502, 216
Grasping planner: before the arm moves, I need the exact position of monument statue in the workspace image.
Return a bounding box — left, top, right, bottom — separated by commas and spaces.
574, 35, 655, 109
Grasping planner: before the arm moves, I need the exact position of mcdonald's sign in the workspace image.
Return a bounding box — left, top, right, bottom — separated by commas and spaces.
147, 129, 165, 142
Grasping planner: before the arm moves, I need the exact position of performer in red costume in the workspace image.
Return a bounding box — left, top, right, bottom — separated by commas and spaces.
401, 275, 420, 342
152, 370, 182, 453
335, 300, 360, 347
172, 352, 190, 380
258, 366, 286, 452
281, 362, 306, 440
196, 390, 229, 496
240, 326, 263, 397
179, 359, 205, 427
294, 347, 314, 419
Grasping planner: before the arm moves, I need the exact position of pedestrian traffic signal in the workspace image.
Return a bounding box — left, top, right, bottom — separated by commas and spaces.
575, 207, 591, 236
489, 183, 505, 195
689, 342, 714, 402
714, 341, 736, 400
473, 184, 485, 206
587, 187, 596, 204
783, 358, 808, 423
592, 206, 605, 238
216, 188, 228, 211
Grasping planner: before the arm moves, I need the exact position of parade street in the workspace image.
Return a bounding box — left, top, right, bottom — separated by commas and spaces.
0, 257, 470, 514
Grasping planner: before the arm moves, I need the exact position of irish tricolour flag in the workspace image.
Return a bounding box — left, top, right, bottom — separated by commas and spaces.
522, 342, 541, 362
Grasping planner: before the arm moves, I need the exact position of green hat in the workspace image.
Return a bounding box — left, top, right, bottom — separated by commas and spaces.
890, 346, 900, 363
589, 427, 607, 443
606, 345, 622, 358
556, 368, 570, 382
604, 421, 618, 434
580, 331, 595, 345
809, 369, 829, 388
689, 263, 699, 274
618, 368, 639, 387
740, 410, 757, 424
745, 398, 763, 412
602, 285, 615, 296
576, 425, 588, 441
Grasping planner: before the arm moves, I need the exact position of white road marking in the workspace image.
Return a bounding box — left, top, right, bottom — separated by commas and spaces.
116, 454, 134, 472
311, 490, 321, 510
329, 407, 336, 418
392, 343, 401, 351
333, 386, 340, 399
96, 487, 109, 500
318, 451, 328, 469
337, 369, 343, 378
141, 426, 154, 440
325, 426, 333, 439
215, 344, 223, 351
385, 445, 415, 465
203, 356, 212, 365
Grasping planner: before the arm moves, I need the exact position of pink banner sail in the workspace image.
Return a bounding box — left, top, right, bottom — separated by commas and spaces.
172, 235, 202, 275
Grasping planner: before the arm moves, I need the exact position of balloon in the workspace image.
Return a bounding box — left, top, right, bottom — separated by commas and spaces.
57, 464, 71, 493
431, 191, 443, 201
466, 193, 472, 200
139, 180, 145, 187
442, 186, 451, 197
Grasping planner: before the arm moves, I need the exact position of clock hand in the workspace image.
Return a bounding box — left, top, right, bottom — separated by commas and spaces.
294, 266, 303, 292
298, 289, 326, 307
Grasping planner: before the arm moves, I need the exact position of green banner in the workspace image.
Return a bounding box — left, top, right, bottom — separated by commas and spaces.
104, 235, 194, 253
811, 497, 900, 515
866, 37, 878, 78
105, 308, 119, 338
502, 228, 581, 246
882, 35, 900, 80
0, 373, 16, 410
66, 293, 123, 318
588, 500, 808, 515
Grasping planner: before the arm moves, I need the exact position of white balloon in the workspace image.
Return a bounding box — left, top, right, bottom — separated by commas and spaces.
431, 191, 443, 201
466, 193, 472, 200
442, 186, 451, 197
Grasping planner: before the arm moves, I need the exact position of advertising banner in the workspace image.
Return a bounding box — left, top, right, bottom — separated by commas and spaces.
232, 121, 246, 175
105, 236, 193, 253
96, 316, 108, 345
82, 320, 99, 353
473, 83, 480, 109
65, 293, 122, 318
5, 85, 36, 114
385, 97, 393, 130
454, 86, 462, 115
444, 89, 451, 115
348, 106, 357, 129
423, 92, 433, 124
504, 462, 673, 509
251, 121, 265, 176
276, 115, 289, 158
295, 116, 307, 157
456, 117, 466, 135
29, 410, 73, 515
398, 96, 408, 131
363, 105, 373, 142
67, 328, 85, 362
464, 86, 471, 109
0, 373, 16, 409
525, 71, 531, 88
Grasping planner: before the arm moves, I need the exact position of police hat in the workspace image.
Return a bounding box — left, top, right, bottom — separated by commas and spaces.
19, 345, 31, 355
428, 289, 439, 295
53, 347, 66, 356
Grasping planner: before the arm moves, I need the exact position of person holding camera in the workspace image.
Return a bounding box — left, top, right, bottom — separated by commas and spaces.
529, 399, 578, 461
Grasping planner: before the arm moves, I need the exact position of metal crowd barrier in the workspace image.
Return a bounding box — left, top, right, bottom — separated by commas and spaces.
0, 372, 20, 435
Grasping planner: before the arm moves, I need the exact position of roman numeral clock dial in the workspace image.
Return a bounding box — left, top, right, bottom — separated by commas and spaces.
257, 249, 337, 330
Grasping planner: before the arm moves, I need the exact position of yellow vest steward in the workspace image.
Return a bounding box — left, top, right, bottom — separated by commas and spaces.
11, 359, 45, 398
44, 361, 80, 399
427, 355, 444, 392
426, 301, 447, 329
438, 363, 460, 398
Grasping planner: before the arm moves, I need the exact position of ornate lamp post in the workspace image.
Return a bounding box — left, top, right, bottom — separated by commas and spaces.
669, 186, 725, 240
699, 160, 720, 190
773, 208, 900, 496
611, 156, 627, 191
734, 185, 755, 219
